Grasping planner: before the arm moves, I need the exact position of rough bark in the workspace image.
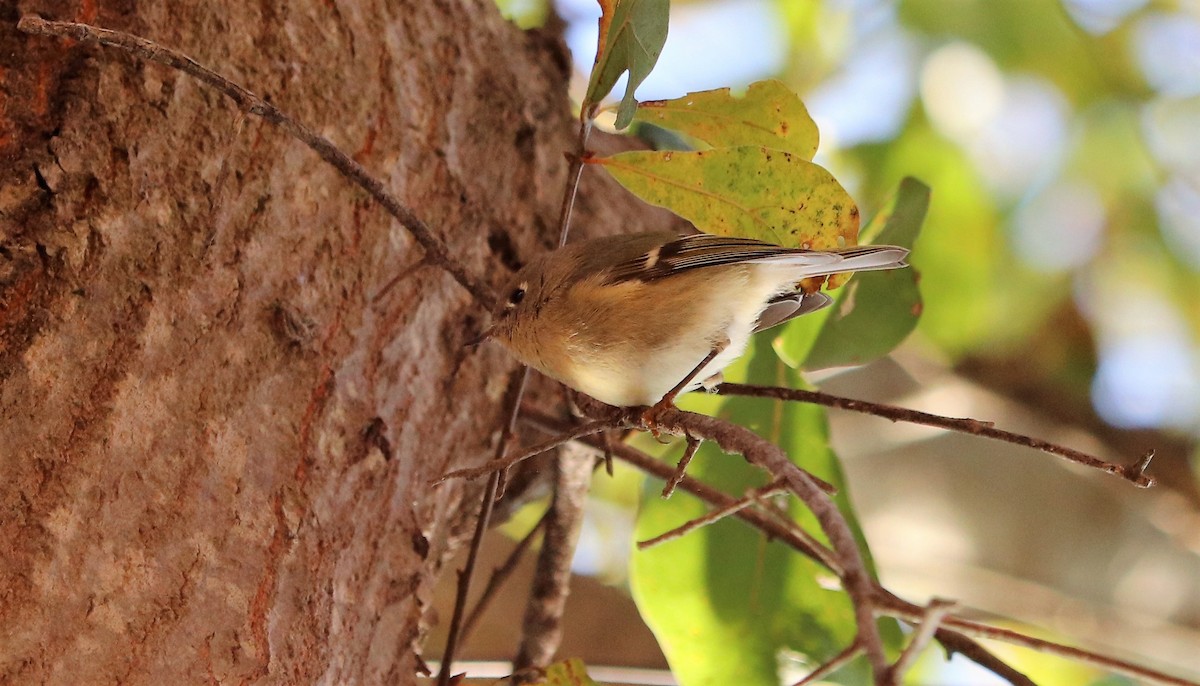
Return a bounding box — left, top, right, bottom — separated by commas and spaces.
0, 1, 668, 682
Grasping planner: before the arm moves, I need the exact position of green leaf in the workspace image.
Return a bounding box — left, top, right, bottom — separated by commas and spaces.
584, 0, 670, 129
630, 337, 897, 686
592, 146, 859, 253
538, 658, 602, 685
877, 125, 1002, 355
795, 177, 929, 370
632, 79, 820, 159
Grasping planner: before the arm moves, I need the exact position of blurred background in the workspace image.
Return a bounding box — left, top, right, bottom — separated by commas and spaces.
434, 0, 1200, 683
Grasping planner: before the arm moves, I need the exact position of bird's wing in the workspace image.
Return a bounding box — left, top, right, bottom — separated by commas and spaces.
601, 233, 839, 284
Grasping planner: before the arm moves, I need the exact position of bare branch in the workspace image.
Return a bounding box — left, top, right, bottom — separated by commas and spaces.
520, 404, 889, 680
461, 509, 550, 644
638, 481, 787, 550
877, 591, 1199, 686
642, 407, 890, 678
716, 383, 1156, 488
17, 15, 495, 308
662, 435, 702, 498
434, 418, 613, 483
520, 408, 843, 571
436, 368, 530, 685
888, 598, 958, 684
555, 119, 593, 249
932, 629, 1036, 686
523, 407, 1197, 686
791, 640, 862, 686
512, 449, 594, 681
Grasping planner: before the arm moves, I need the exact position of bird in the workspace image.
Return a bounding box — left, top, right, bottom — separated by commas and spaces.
478, 230, 909, 410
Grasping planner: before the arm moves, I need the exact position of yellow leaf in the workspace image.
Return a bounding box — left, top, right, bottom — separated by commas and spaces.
592, 147, 860, 289
634, 79, 820, 159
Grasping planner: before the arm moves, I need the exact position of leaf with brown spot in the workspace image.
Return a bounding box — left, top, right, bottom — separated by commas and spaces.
589, 145, 860, 288
776, 177, 929, 370
633, 79, 819, 159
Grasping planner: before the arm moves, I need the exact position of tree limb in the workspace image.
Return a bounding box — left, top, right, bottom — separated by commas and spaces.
17, 15, 495, 308
717, 382, 1155, 488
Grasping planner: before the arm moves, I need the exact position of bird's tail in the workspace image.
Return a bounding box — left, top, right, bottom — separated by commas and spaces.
826, 245, 909, 273
759, 244, 910, 277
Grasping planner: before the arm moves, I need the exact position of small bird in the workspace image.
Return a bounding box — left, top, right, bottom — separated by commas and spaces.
480, 231, 909, 409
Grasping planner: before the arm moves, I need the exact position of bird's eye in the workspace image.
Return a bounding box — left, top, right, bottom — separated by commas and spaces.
507, 287, 526, 306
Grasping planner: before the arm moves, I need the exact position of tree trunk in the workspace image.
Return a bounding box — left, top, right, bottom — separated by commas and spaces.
1, 1, 663, 682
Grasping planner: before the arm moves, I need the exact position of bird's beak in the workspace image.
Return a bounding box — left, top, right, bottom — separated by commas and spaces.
465, 324, 495, 349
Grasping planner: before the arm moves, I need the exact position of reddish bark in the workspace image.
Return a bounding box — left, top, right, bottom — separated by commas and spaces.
0, 1, 670, 682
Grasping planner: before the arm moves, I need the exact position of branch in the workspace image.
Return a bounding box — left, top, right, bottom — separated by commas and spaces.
887, 598, 957, 684
542, 417, 837, 570
518, 404, 891, 680
522, 407, 1196, 686
461, 509, 550, 644
791, 640, 862, 686
434, 417, 613, 483
637, 481, 786, 550
512, 448, 594, 681
645, 407, 890, 677
17, 15, 495, 308
931, 629, 1036, 686
716, 382, 1155, 488
436, 368, 529, 685
877, 591, 1199, 686
555, 118, 593, 249
661, 434, 702, 498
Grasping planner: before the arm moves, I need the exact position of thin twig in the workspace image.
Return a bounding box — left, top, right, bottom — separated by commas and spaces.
791, 639, 863, 686
555, 118, 593, 249
436, 369, 529, 685
932, 629, 1036, 686
522, 405, 890, 679
888, 598, 958, 684
435, 417, 613, 483
601, 431, 615, 476
519, 407, 842, 571
716, 382, 1156, 488
521, 407, 1195, 686
638, 481, 786, 550
661, 435, 702, 498
17, 15, 494, 308
876, 591, 1199, 686
460, 508, 551, 644
642, 407, 891, 678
